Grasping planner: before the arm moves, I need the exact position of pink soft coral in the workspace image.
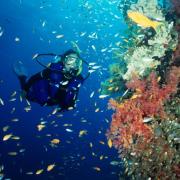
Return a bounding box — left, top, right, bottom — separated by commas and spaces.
107, 67, 180, 150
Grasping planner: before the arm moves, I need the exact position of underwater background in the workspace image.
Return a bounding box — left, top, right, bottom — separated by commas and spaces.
0, 0, 179, 180
0, 0, 126, 179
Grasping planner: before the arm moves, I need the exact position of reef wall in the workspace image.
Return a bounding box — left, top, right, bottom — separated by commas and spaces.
105, 0, 180, 179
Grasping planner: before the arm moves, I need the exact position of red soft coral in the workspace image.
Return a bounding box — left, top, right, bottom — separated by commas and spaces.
108, 98, 153, 149
107, 67, 180, 150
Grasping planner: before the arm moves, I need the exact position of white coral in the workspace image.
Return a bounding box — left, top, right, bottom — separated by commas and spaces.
122, 0, 178, 81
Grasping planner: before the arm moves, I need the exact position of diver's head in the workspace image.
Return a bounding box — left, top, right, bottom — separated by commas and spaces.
62, 50, 82, 77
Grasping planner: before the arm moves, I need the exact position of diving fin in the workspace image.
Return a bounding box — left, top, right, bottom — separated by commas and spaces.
13, 61, 28, 77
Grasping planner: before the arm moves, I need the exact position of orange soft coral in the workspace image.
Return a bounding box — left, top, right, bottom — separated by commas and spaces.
108, 98, 153, 149
107, 66, 180, 150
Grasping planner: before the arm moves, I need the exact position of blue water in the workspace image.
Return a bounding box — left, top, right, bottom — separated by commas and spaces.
0, 0, 127, 179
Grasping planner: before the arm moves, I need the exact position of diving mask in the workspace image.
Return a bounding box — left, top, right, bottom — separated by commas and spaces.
64, 54, 82, 76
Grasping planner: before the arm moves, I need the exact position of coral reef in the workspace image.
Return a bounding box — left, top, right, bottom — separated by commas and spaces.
104, 0, 178, 85
107, 67, 180, 179
122, 0, 178, 80
108, 66, 180, 147
101, 63, 127, 95
105, 0, 180, 179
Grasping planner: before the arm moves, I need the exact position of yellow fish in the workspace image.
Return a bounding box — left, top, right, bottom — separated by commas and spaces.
108, 87, 113, 91
127, 11, 161, 30
35, 169, 44, 175
131, 94, 141, 99
157, 76, 161, 82
51, 139, 60, 144
79, 130, 88, 137
100, 155, 104, 160
3, 134, 13, 141
107, 139, 113, 148
47, 164, 55, 171
37, 124, 45, 131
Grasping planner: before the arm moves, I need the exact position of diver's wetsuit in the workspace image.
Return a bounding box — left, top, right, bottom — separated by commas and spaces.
19, 61, 84, 110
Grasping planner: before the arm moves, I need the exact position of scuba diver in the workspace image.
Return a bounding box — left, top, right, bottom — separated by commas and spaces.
13, 49, 90, 112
